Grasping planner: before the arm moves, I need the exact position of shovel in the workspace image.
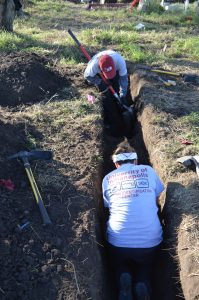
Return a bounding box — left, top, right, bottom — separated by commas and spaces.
8, 150, 53, 225
68, 29, 135, 134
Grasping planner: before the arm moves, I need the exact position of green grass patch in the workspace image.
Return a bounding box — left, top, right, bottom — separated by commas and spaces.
152, 115, 168, 127
46, 98, 98, 120
26, 133, 38, 149
180, 112, 199, 126
0, 31, 25, 52
179, 112, 199, 148
76, 28, 154, 62
0, 29, 55, 53
1, 0, 199, 64
171, 37, 199, 60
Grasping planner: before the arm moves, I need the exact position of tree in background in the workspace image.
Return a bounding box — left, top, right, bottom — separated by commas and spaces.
0, 0, 22, 31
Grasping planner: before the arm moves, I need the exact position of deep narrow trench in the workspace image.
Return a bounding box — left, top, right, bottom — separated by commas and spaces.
94, 90, 184, 299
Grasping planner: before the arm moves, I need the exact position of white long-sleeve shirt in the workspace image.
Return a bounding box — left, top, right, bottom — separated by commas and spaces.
84, 50, 128, 97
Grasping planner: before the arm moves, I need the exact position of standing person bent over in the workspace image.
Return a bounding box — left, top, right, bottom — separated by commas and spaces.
84, 50, 129, 131
102, 140, 164, 300
84, 50, 128, 104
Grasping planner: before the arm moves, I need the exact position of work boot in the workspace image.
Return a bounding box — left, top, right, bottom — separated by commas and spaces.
119, 273, 133, 300
135, 282, 150, 300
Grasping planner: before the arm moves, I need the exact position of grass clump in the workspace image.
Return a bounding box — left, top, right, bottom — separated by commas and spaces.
81, 28, 138, 47
142, 0, 165, 14
181, 112, 199, 126
179, 112, 199, 149
0, 31, 24, 52
152, 115, 168, 127
26, 133, 38, 149
0, 0, 198, 64
172, 37, 199, 60
79, 28, 153, 62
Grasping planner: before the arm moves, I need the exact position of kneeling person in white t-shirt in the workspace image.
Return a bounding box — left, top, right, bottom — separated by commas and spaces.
102, 140, 164, 300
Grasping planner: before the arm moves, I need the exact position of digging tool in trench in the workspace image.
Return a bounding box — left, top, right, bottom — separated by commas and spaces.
8, 150, 53, 225
68, 29, 135, 136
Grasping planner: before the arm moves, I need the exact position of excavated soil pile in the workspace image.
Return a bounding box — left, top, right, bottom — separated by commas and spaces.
0, 51, 199, 300
0, 53, 68, 107
0, 54, 105, 300
130, 65, 199, 300
0, 120, 104, 300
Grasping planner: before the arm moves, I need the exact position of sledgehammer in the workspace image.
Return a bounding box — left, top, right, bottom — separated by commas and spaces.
8, 150, 53, 225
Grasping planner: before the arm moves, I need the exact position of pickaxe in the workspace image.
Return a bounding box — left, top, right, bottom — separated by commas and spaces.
8, 150, 53, 225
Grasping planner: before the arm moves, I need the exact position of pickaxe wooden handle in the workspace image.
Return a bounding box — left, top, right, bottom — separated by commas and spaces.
22, 157, 52, 225
8, 150, 52, 225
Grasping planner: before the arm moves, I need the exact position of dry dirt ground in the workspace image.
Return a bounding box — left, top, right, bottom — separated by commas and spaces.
0, 53, 105, 300
0, 52, 199, 300
130, 63, 199, 300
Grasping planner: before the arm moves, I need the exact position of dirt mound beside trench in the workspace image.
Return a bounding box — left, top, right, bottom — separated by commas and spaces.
130, 69, 199, 300
0, 53, 68, 107
0, 55, 106, 300
0, 119, 104, 300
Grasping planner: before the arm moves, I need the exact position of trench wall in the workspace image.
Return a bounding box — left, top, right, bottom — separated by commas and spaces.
130, 72, 199, 300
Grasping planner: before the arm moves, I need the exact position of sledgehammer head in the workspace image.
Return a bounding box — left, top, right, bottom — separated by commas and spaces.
8, 150, 53, 161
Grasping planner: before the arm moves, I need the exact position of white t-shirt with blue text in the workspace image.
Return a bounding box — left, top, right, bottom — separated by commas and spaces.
102, 163, 164, 248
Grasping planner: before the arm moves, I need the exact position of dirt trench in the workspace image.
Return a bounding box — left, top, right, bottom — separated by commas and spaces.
95, 80, 184, 299
126, 68, 199, 300
0, 52, 198, 299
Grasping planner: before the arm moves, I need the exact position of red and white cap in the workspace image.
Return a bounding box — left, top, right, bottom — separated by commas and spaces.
99, 54, 116, 79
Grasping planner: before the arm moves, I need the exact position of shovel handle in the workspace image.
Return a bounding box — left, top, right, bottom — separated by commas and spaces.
68, 29, 91, 61
68, 29, 81, 46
